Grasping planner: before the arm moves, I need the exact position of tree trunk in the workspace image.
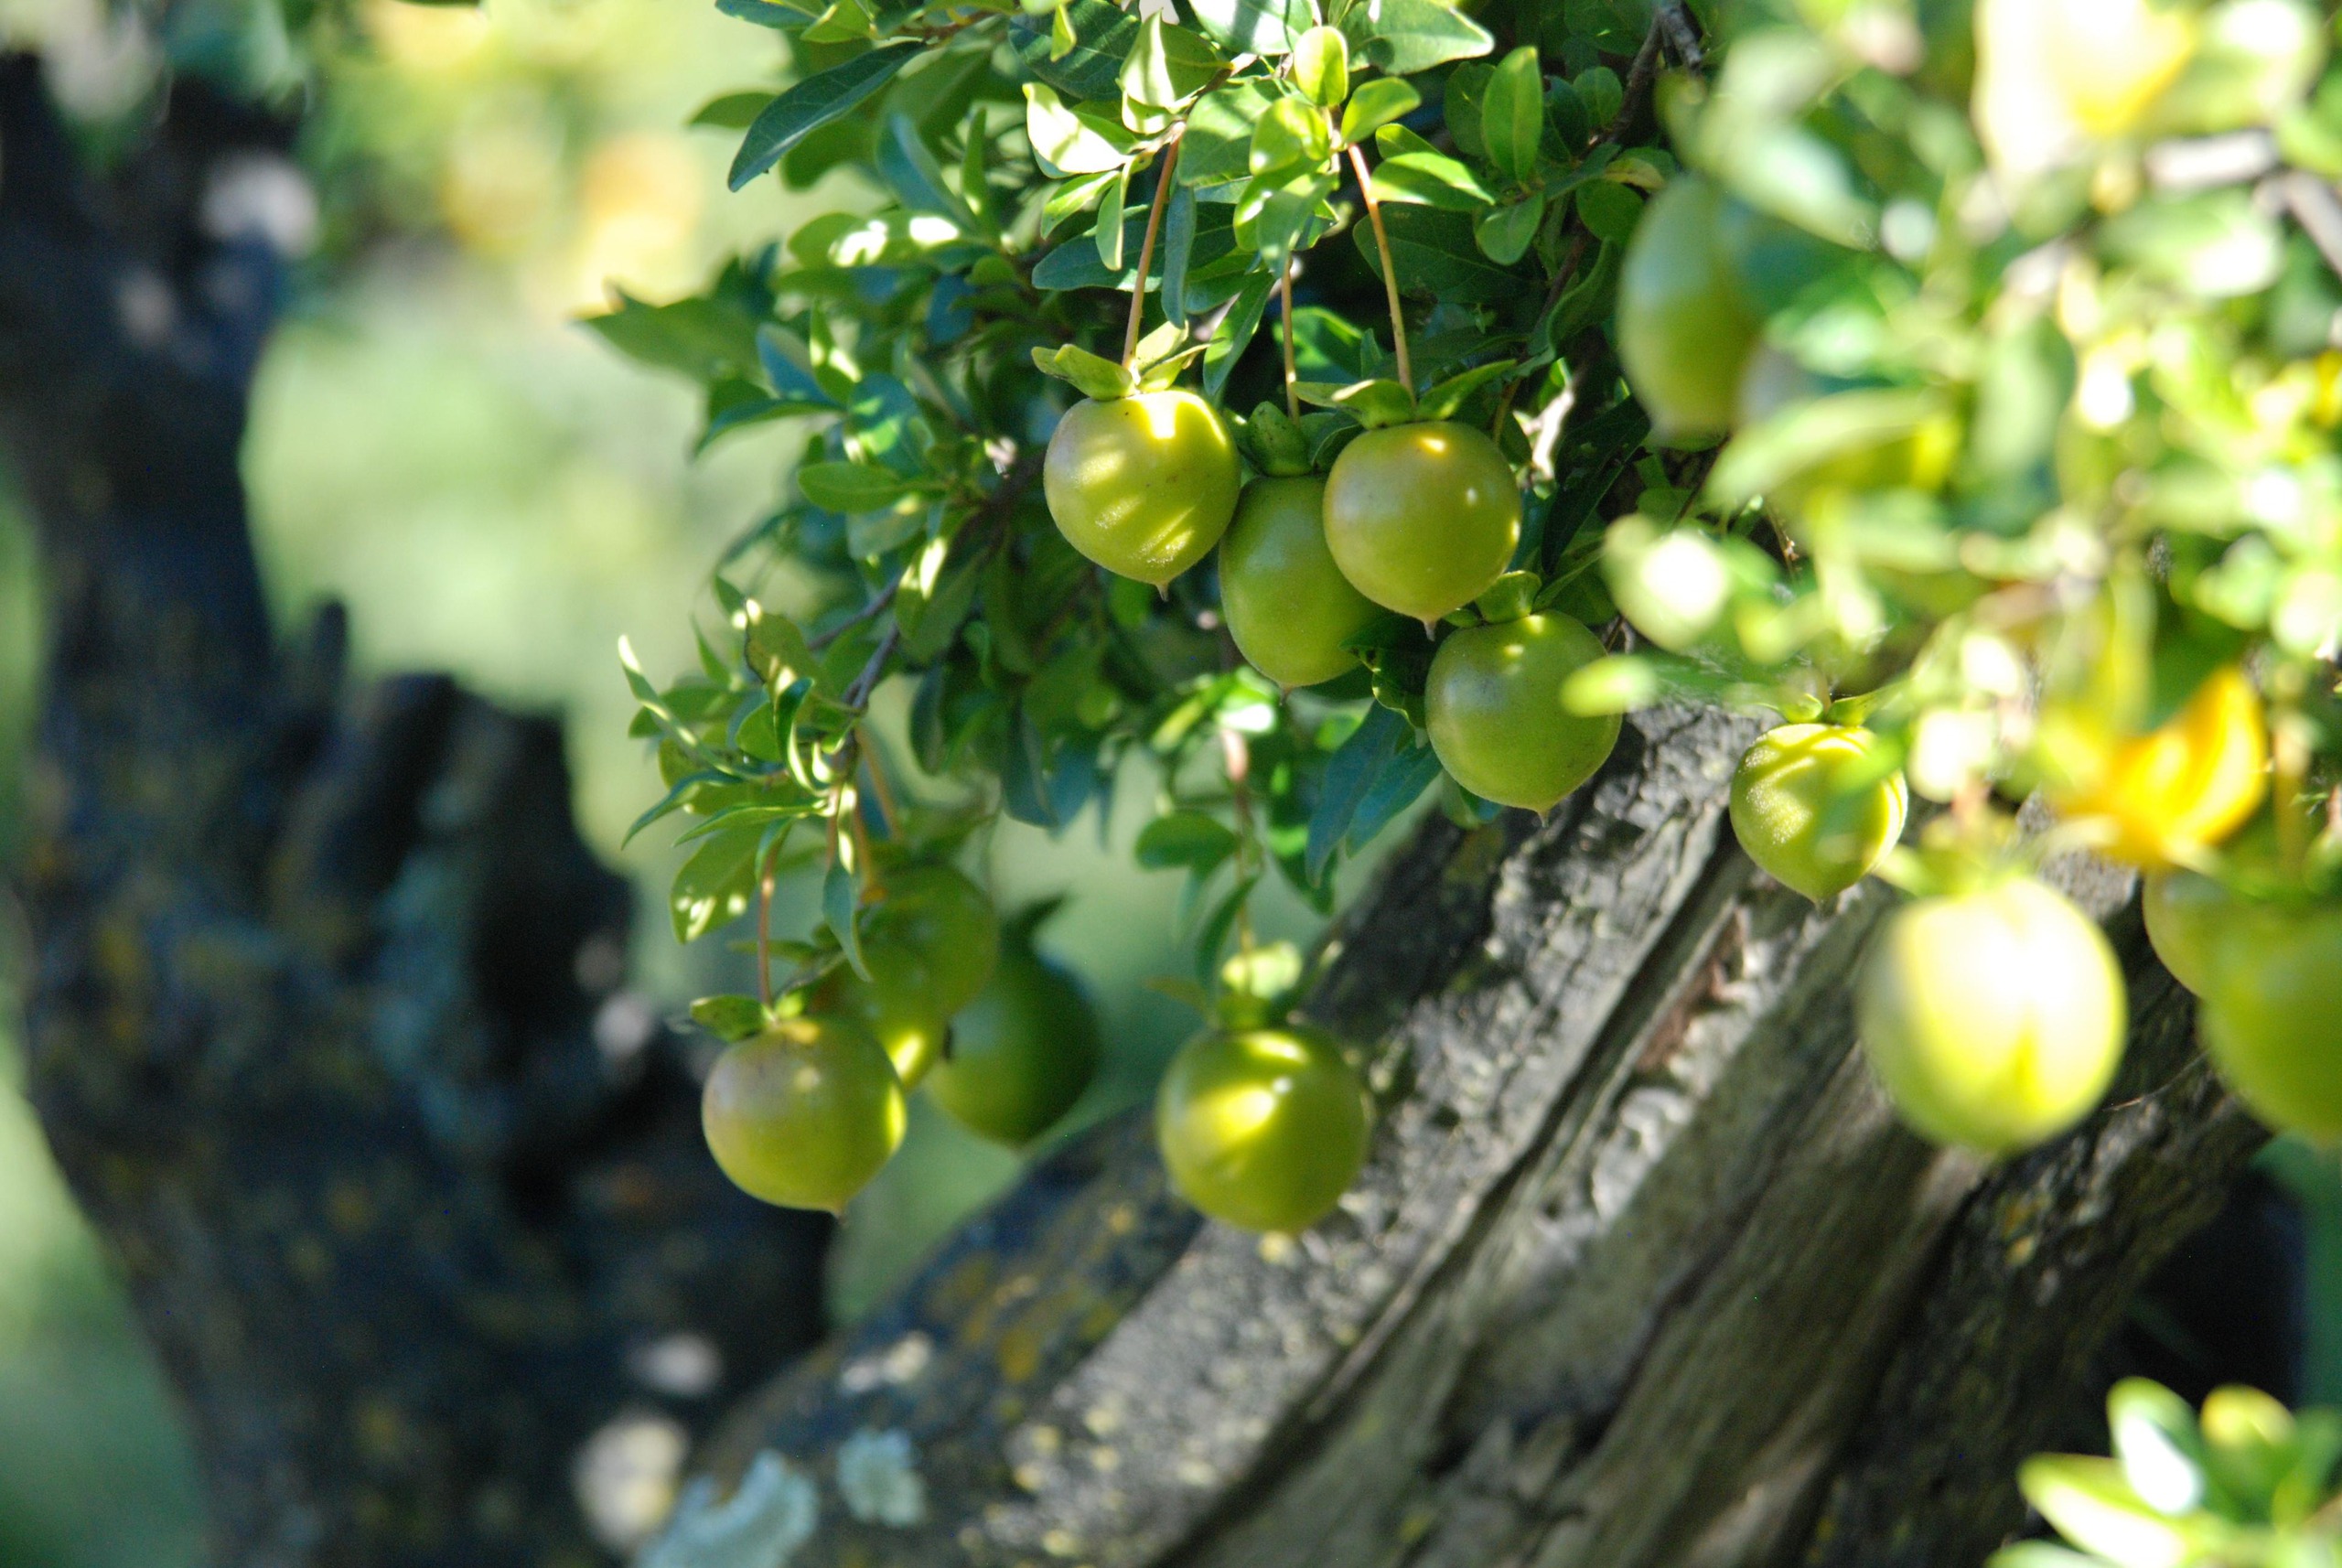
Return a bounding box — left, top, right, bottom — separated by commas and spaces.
639, 711, 2253, 1568
0, 58, 831, 1566
0, 53, 2261, 1568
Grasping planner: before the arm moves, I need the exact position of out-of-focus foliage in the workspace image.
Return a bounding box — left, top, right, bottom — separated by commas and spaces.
1994, 1379, 2342, 1568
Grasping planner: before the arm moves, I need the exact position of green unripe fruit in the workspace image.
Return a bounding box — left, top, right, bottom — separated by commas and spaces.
2197, 908, 2342, 1138
1322, 422, 1520, 623
1044, 391, 1241, 586
2142, 867, 2239, 995
1728, 724, 1909, 902
703, 1016, 907, 1213
1856, 876, 2126, 1155
1424, 613, 1621, 811
815, 863, 1000, 1087
926, 941, 1102, 1145
1219, 475, 1381, 690
1617, 176, 1760, 440
1155, 1024, 1370, 1232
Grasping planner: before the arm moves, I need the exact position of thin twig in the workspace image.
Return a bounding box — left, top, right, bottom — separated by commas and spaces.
1123, 132, 1184, 370
756, 852, 776, 1009
2283, 172, 2342, 282
1600, 16, 1667, 145
1657, 1, 1703, 72
1278, 254, 1300, 420
807, 578, 900, 651
1345, 142, 1411, 392
843, 624, 902, 712
1492, 230, 1594, 438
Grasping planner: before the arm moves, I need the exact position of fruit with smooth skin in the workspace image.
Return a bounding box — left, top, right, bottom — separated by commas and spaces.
1322, 422, 1521, 623
1729, 724, 1910, 901
926, 937, 1102, 1145
813, 862, 1001, 1087
702, 1016, 907, 1212
1425, 612, 1621, 811
2142, 865, 2241, 994
2042, 664, 2268, 867
1044, 391, 1241, 586
1219, 475, 1381, 690
1155, 1024, 1370, 1232
2198, 908, 2342, 1137
1618, 176, 1761, 440
1856, 875, 2127, 1155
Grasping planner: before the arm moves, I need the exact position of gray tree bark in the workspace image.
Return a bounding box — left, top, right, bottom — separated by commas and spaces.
0, 46, 2262, 1568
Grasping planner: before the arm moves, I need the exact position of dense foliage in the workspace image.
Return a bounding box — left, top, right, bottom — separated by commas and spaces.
591, 0, 2342, 1217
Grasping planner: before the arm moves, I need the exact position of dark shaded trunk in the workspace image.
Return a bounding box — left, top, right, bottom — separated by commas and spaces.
0, 54, 2265, 1568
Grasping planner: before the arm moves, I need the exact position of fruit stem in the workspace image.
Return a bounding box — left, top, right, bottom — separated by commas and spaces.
1123, 131, 1184, 371
1219, 726, 1259, 953
1345, 142, 1411, 393
1278, 255, 1300, 420
756, 846, 776, 1010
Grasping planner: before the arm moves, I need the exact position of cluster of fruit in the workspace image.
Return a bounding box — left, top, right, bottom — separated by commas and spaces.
1045, 381, 1620, 812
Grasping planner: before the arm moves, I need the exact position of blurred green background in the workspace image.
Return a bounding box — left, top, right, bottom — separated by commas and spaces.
0, 0, 1352, 1557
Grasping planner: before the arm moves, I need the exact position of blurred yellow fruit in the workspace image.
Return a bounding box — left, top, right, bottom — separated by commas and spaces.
2042, 664, 2267, 867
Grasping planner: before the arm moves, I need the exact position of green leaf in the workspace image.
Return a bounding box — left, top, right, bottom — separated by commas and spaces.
1445, 60, 1493, 160
690, 993, 769, 1043
799, 459, 917, 512
1292, 25, 1349, 108
2019, 1455, 2201, 1565
1121, 16, 1223, 110
1095, 163, 1132, 269
1183, 79, 1282, 185
1161, 182, 1198, 325
671, 827, 766, 942
1187, 0, 1308, 57
877, 112, 979, 228
825, 855, 871, 982
1475, 192, 1544, 263
1339, 77, 1421, 144
1418, 358, 1516, 420
1482, 46, 1544, 184
1252, 94, 1334, 179
691, 91, 774, 129
1136, 810, 1241, 873
1350, 736, 1442, 849
2108, 1379, 2209, 1518
729, 42, 922, 189
1012, 0, 1139, 100
1309, 703, 1405, 879
1340, 0, 1493, 76
1026, 81, 1135, 175
1357, 203, 1528, 302
1573, 62, 1622, 129
586, 290, 761, 381
1371, 147, 1497, 209
1574, 177, 1643, 244
1193, 872, 1262, 982
1330, 378, 1416, 427
1204, 271, 1277, 400
1033, 344, 1139, 400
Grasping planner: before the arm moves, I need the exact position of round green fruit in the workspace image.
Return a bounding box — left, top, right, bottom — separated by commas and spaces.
814, 862, 1000, 1088
1617, 176, 1760, 440
702, 1016, 907, 1213
1856, 876, 2126, 1155
1728, 724, 1909, 902
2198, 908, 2342, 1138
1322, 422, 1520, 623
1155, 1024, 1370, 1233
1044, 391, 1241, 586
1219, 475, 1381, 690
2142, 867, 2237, 995
1424, 613, 1622, 811
926, 940, 1102, 1145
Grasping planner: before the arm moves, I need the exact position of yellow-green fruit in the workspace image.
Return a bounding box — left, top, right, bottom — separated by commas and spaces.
1618, 176, 1760, 440
2142, 867, 2236, 995
1322, 422, 1521, 622
816, 863, 1000, 1087
926, 942, 1102, 1145
703, 1017, 907, 1212
1728, 724, 1909, 902
1219, 475, 1380, 690
1044, 391, 1241, 586
2198, 909, 2342, 1138
1155, 1025, 1370, 1232
1425, 613, 1621, 811
1856, 876, 2126, 1155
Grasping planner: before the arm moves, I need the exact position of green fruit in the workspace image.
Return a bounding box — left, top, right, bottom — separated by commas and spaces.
1322, 422, 1520, 623
1044, 391, 1241, 586
1219, 475, 1381, 690
2142, 867, 2236, 995
2198, 908, 2342, 1137
1729, 724, 1909, 902
1155, 1024, 1371, 1232
703, 1016, 907, 1212
1856, 876, 2126, 1155
1617, 176, 1760, 440
815, 863, 1000, 1087
1424, 613, 1622, 811
926, 940, 1102, 1145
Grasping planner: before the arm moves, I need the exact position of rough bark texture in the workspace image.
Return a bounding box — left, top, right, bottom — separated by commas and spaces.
0, 57, 830, 1566
1, 49, 2267, 1568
